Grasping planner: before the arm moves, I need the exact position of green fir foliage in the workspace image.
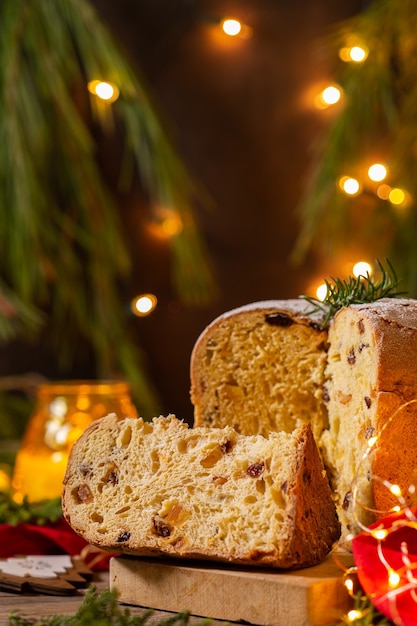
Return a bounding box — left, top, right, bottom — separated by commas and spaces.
0, 493, 63, 526
331, 591, 393, 626
0, 0, 215, 416
293, 0, 417, 295
8, 586, 217, 626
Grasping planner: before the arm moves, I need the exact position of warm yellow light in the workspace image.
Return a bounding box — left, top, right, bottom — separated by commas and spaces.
339, 46, 367, 63
87, 80, 120, 103
221, 18, 242, 36
389, 188, 406, 205
339, 176, 361, 196
353, 261, 372, 278
377, 184, 392, 200
388, 568, 401, 588
131, 293, 157, 317
368, 163, 388, 182
321, 85, 341, 105
372, 528, 388, 540
390, 484, 402, 497
367, 435, 378, 449
344, 577, 354, 593
147, 207, 183, 239
0, 466, 11, 493
347, 609, 364, 621
316, 283, 328, 301
349, 46, 367, 62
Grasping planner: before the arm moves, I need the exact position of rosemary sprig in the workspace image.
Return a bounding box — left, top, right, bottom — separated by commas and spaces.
300, 260, 406, 328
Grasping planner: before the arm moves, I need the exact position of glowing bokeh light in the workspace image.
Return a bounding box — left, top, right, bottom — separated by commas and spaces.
339, 176, 360, 195
221, 18, 242, 36
389, 188, 406, 205
316, 283, 328, 301
131, 294, 157, 317
349, 46, 367, 62
87, 80, 119, 102
377, 184, 391, 200
353, 261, 372, 278
321, 85, 341, 105
368, 163, 388, 182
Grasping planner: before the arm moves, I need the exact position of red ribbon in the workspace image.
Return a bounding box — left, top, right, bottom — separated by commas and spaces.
0, 519, 112, 569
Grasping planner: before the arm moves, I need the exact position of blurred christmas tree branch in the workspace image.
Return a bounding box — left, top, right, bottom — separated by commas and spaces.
0, 0, 216, 416
292, 0, 417, 295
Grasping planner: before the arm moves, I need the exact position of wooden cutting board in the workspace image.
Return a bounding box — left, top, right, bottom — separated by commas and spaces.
109, 551, 354, 626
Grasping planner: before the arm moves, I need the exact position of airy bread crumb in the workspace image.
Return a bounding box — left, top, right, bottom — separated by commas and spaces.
62, 413, 340, 569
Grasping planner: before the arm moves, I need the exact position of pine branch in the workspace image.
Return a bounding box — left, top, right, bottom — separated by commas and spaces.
331, 591, 393, 626
292, 0, 417, 295
0, 0, 216, 415
0, 493, 63, 526
8, 586, 217, 626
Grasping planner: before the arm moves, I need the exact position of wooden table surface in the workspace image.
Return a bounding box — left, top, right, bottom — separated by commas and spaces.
0, 572, 216, 626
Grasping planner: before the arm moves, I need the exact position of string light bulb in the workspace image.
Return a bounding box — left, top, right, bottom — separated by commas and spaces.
377, 184, 392, 200
339, 176, 361, 196
368, 163, 388, 182
87, 80, 120, 103
339, 45, 368, 63
388, 188, 406, 206
221, 18, 242, 36
353, 261, 372, 278
316, 283, 328, 301
388, 569, 401, 589
347, 609, 364, 621
131, 293, 157, 317
316, 84, 342, 109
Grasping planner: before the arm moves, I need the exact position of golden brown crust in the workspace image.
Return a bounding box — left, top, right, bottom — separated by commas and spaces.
324, 298, 417, 542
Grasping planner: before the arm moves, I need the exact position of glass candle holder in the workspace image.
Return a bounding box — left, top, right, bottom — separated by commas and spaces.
12, 380, 138, 502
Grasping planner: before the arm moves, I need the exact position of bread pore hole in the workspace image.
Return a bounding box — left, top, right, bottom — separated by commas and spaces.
177, 440, 188, 453
118, 425, 132, 447
115, 506, 131, 515
151, 450, 160, 472
256, 478, 265, 494
90, 512, 104, 523
200, 445, 223, 468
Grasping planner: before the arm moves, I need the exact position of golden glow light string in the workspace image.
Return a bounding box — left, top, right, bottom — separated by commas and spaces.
342, 399, 417, 625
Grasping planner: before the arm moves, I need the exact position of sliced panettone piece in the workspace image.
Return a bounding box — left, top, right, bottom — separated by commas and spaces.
322, 298, 417, 543
62, 413, 340, 570
190, 300, 329, 444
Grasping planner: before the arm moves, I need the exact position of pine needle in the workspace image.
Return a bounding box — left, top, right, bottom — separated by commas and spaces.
8, 586, 219, 626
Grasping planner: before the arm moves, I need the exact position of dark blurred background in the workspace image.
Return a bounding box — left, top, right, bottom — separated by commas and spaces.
1, 0, 364, 425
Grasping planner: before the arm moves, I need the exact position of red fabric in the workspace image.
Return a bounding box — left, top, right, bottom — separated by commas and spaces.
352, 507, 417, 626
0, 519, 112, 569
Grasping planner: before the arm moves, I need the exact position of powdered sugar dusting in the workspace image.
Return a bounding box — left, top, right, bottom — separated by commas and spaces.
206, 299, 326, 328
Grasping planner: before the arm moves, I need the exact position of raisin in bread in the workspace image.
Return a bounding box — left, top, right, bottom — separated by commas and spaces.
190, 300, 328, 444
62, 413, 340, 569
322, 298, 417, 542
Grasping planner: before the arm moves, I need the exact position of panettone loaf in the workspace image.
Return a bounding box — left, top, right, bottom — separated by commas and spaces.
62, 413, 340, 569
190, 300, 328, 443
322, 298, 417, 541
190, 297, 417, 545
